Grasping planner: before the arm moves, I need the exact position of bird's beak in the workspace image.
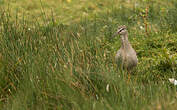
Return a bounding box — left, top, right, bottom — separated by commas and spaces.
112, 27, 125, 37
112, 30, 120, 37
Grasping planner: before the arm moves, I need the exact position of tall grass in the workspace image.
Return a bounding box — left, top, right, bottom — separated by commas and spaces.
0, 0, 177, 110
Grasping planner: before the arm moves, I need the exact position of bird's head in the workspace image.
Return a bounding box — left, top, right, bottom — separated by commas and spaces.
112, 25, 127, 37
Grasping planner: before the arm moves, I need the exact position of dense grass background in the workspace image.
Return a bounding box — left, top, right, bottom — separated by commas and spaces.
0, 0, 177, 110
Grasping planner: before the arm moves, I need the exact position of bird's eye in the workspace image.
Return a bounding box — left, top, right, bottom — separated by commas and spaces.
118, 28, 125, 33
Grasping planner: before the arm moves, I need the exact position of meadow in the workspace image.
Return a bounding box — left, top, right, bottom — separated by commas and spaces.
0, 0, 177, 110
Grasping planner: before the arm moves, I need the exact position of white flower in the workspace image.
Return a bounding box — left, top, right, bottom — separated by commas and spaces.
169, 78, 177, 86
140, 26, 144, 30
106, 84, 110, 92
96, 94, 99, 100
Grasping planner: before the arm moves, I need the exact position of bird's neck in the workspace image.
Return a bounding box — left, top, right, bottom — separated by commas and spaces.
120, 34, 131, 49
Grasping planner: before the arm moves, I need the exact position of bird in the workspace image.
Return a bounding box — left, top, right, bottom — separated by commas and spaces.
112, 25, 138, 79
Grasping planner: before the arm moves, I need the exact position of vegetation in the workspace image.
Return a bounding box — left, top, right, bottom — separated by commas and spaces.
0, 0, 177, 110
